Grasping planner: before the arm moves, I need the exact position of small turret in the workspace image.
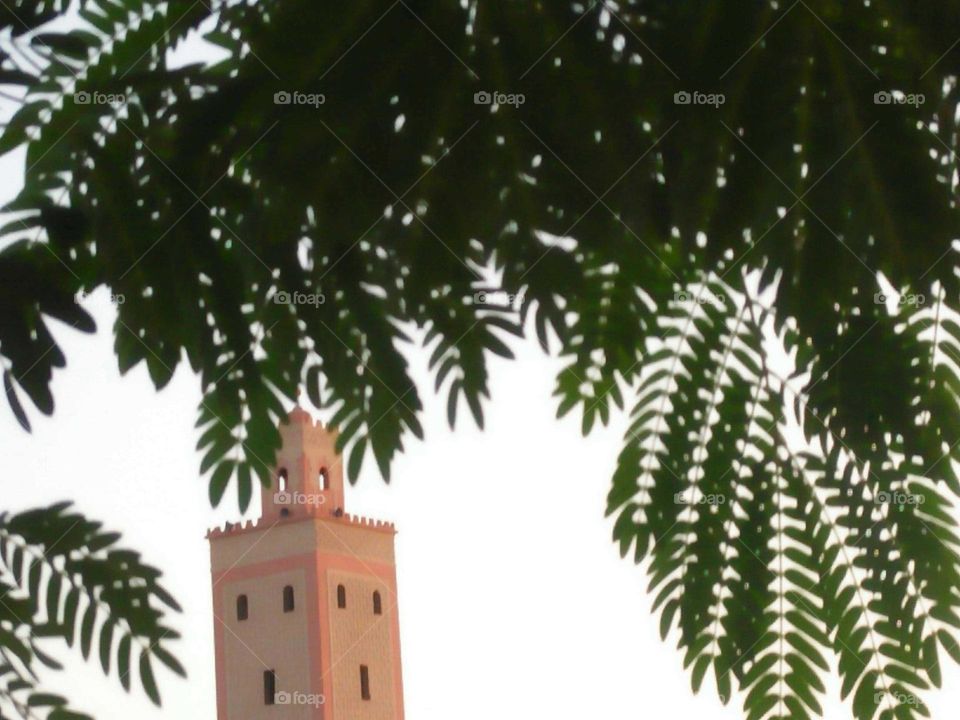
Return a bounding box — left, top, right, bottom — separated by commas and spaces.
259, 406, 346, 522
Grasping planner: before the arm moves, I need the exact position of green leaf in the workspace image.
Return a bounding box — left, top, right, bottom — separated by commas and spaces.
79, 602, 96, 660
208, 460, 234, 508
99, 618, 115, 674
139, 649, 160, 705
152, 645, 186, 678
4, 371, 30, 431
347, 437, 366, 482
118, 634, 132, 693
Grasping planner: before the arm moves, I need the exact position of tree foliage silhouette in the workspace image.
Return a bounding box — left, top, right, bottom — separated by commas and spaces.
3, 1, 960, 718
0, 504, 182, 718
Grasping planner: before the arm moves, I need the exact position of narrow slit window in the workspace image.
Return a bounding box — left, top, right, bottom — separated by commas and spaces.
319, 467, 329, 490
264, 670, 276, 705
283, 585, 295, 613
373, 591, 382, 615
337, 584, 347, 609
278, 468, 288, 492
237, 594, 248, 621
360, 665, 370, 701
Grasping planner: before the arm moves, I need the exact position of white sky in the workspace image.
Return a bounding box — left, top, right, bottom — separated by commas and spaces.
2, 14, 960, 720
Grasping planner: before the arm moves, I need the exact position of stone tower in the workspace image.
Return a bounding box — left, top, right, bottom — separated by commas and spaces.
207, 406, 405, 719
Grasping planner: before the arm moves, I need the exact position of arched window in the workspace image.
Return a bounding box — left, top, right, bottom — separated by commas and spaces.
237, 594, 249, 621
283, 585, 295, 613
278, 468, 288, 492
372, 591, 382, 615
337, 584, 347, 609
318, 467, 329, 490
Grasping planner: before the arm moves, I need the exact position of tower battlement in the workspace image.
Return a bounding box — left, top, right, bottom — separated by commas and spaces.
205, 512, 396, 540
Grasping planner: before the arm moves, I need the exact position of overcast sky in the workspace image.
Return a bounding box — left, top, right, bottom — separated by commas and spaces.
2, 14, 960, 720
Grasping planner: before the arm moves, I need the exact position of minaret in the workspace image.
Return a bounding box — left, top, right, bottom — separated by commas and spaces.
207, 407, 405, 719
